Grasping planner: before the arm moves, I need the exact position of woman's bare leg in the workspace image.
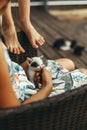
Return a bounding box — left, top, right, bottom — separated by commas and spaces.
2, 1, 25, 54
18, 0, 45, 48
55, 58, 75, 71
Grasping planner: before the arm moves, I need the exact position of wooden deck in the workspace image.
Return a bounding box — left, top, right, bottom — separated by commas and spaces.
12, 7, 87, 68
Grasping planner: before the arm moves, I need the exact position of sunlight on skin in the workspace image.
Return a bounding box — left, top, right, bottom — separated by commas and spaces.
2, 0, 45, 54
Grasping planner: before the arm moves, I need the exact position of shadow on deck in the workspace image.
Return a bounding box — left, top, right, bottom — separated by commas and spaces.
12, 7, 87, 68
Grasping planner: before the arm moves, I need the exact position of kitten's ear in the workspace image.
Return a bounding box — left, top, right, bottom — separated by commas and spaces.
27, 57, 32, 64
40, 55, 43, 59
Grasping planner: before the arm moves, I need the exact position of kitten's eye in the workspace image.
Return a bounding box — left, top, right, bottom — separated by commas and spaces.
31, 62, 38, 67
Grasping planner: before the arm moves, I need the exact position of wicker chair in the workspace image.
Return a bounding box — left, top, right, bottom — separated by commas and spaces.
0, 32, 87, 130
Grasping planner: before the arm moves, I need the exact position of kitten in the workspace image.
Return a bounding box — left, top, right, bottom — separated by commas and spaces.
27, 56, 44, 86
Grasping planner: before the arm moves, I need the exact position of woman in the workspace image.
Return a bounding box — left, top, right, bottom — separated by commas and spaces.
1, 0, 87, 109
0, 0, 52, 108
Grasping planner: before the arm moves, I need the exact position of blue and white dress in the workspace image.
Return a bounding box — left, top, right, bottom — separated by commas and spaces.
44, 60, 87, 96
2, 43, 36, 103
2, 42, 87, 102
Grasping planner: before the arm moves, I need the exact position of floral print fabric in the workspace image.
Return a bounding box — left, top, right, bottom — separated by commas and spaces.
2, 43, 37, 103
44, 60, 87, 96
2, 43, 87, 102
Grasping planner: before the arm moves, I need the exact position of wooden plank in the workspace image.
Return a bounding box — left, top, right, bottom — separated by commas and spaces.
31, 9, 87, 68
12, 7, 87, 68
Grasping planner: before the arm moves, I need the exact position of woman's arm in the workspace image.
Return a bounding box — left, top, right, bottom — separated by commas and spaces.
23, 67, 52, 105
0, 42, 20, 108
0, 44, 52, 108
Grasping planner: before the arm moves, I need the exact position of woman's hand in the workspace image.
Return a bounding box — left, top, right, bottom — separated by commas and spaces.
36, 66, 52, 88
23, 66, 53, 105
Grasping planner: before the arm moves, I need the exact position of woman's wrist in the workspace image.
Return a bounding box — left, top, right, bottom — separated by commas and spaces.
42, 82, 52, 89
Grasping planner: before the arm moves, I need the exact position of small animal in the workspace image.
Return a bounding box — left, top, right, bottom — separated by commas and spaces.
53, 38, 77, 51
27, 56, 44, 84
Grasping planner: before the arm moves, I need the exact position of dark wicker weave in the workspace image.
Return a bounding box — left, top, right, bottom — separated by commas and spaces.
0, 86, 87, 130
8, 31, 37, 64
0, 33, 87, 130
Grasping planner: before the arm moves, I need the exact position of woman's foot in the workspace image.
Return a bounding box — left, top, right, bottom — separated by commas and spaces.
22, 22, 45, 48
2, 25, 25, 54
3, 18, 45, 54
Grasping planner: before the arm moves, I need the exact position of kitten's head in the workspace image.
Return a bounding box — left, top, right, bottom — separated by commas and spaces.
27, 56, 44, 70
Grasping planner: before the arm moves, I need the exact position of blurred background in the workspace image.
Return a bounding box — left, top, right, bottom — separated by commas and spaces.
12, 0, 87, 68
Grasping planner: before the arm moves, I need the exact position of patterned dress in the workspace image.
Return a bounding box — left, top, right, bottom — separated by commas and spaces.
44, 60, 87, 96
2, 42, 87, 102
3, 43, 36, 103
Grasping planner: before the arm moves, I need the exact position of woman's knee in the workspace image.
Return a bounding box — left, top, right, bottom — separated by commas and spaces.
55, 58, 75, 71
65, 58, 75, 70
